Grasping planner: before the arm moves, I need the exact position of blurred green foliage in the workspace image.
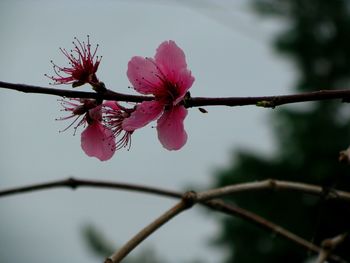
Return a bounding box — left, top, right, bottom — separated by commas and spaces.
82, 224, 206, 263
82, 224, 166, 263
212, 0, 350, 262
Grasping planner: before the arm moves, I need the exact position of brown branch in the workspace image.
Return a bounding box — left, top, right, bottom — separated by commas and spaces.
196, 179, 350, 202
0, 177, 346, 262
204, 200, 346, 263
1, 80, 350, 108
204, 200, 320, 252
105, 192, 196, 263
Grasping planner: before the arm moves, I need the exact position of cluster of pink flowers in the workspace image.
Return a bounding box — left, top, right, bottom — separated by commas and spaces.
48, 37, 194, 161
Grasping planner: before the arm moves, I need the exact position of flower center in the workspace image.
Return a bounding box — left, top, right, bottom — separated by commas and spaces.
104, 106, 133, 150
157, 79, 179, 105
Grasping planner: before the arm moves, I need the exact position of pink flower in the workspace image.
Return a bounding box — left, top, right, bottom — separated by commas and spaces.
123, 40, 195, 150
58, 99, 116, 161
46, 36, 101, 87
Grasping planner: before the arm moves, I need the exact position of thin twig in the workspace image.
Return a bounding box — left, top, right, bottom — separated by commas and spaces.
1, 81, 350, 108
105, 192, 196, 263
197, 179, 350, 202
0, 177, 182, 199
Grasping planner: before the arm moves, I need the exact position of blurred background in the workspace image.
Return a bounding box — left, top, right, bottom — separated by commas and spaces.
1, 0, 350, 262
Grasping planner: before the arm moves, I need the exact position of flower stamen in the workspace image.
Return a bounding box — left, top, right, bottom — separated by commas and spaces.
46, 36, 101, 87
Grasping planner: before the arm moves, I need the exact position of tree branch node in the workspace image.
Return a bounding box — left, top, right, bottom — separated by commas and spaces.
267, 179, 277, 190
67, 177, 78, 189
182, 191, 198, 208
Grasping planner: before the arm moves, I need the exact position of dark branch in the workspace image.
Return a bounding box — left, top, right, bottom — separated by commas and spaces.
0, 177, 182, 199
0, 81, 152, 103
1, 81, 350, 108
187, 89, 350, 108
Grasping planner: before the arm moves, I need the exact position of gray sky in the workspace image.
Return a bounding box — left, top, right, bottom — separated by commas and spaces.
0, 0, 295, 262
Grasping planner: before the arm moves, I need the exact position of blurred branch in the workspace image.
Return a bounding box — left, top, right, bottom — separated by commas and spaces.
204, 200, 345, 263
196, 179, 350, 202
1, 80, 350, 108
83, 224, 166, 263
315, 233, 348, 263
105, 192, 196, 263
0, 177, 347, 262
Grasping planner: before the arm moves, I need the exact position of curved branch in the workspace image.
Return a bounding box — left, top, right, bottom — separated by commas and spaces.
2, 178, 349, 202
203, 200, 346, 263
315, 233, 348, 263
105, 192, 196, 263
0, 177, 182, 199
1, 80, 350, 108
196, 179, 350, 202
0, 177, 347, 262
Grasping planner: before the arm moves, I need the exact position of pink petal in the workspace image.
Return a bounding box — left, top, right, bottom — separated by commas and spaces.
81, 122, 116, 161
157, 105, 188, 150
127, 56, 163, 95
173, 68, 195, 105
155, 40, 187, 83
122, 101, 164, 131
88, 105, 102, 122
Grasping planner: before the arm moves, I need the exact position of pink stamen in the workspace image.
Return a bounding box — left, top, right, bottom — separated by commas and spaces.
46, 36, 101, 86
